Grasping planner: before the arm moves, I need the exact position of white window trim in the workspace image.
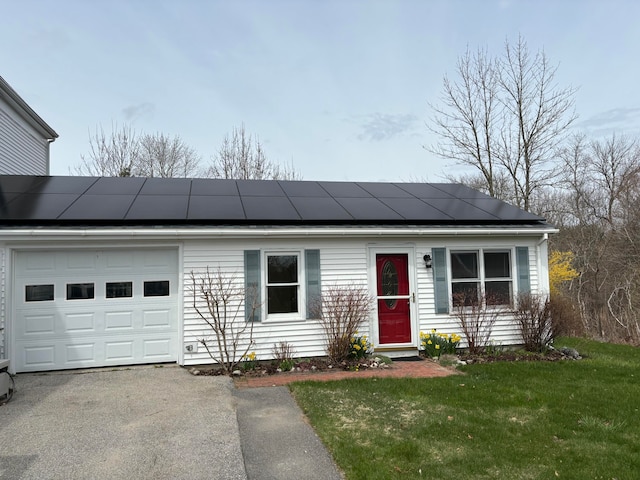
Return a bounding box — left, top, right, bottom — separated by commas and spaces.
450, 248, 514, 308
263, 250, 306, 322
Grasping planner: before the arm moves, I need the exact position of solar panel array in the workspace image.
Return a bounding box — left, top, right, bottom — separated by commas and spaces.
0, 175, 546, 225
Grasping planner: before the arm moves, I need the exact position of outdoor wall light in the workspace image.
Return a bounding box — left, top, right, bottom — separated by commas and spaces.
423, 254, 432, 269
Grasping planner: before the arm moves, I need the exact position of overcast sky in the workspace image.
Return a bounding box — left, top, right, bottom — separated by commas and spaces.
2, 0, 640, 181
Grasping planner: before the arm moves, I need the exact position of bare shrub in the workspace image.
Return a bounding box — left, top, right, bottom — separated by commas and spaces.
317, 285, 373, 363
514, 293, 554, 352
272, 341, 296, 370
452, 292, 502, 354
190, 267, 257, 374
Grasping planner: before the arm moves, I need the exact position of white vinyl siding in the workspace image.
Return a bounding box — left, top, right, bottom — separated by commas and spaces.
0, 230, 549, 369
181, 235, 543, 364
0, 98, 49, 175
182, 239, 370, 364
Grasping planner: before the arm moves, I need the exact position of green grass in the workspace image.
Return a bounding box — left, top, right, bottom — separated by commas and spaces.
289, 338, 640, 480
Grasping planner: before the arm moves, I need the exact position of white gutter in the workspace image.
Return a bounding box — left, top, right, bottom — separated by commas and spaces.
0, 225, 559, 240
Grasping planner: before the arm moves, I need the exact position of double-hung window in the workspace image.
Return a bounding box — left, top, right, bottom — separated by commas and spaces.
266, 253, 300, 318
450, 249, 512, 307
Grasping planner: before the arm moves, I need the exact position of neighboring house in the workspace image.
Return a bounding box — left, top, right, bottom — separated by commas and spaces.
0, 76, 58, 175
0, 175, 556, 373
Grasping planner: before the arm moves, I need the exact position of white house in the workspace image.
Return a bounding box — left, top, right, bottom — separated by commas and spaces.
0, 175, 556, 373
0, 76, 58, 175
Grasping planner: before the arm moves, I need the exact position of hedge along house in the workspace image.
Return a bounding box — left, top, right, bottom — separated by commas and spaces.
0, 175, 556, 373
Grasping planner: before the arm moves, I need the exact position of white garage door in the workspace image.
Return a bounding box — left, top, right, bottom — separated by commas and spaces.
13, 248, 179, 372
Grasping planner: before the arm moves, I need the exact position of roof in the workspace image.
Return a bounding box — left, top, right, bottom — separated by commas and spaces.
0, 175, 549, 228
0, 76, 58, 140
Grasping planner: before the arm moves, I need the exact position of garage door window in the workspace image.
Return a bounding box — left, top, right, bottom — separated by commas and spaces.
144, 280, 170, 297
67, 283, 95, 300
25, 284, 54, 302
106, 281, 133, 298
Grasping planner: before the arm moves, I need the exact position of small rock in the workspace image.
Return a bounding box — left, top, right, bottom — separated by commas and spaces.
560, 347, 581, 359
232, 370, 242, 376
276, 368, 282, 373
190, 369, 201, 375
328, 365, 333, 369
311, 365, 317, 371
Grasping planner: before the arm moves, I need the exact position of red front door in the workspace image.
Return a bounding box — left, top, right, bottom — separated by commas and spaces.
376, 254, 411, 344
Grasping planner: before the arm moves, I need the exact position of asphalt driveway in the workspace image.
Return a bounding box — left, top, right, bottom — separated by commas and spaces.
0, 366, 246, 480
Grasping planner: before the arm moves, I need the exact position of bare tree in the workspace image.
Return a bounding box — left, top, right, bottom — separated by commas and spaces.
208, 124, 302, 180
137, 132, 201, 178
74, 124, 202, 178
429, 48, 500, 197
74, 124, 139, 177
189, 267, 257, 375
553, 133, 640, 344
429, 36, 577, 211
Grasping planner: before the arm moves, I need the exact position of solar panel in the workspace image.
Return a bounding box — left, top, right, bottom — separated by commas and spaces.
289, 196, 353, 221
236, 180, 286, 197
423, 198, 499, 221
85, 177, 146, 195
358, 182, 414, 198
5, 193, 81, 219
319, 182, 372, 198
0, 175, 549, 226
379, 198, 453, 221
241, 196, 300, 220
334, 197, 404, 220
188, 195, 246, 220
126, 195, 189, 219
139, 178, 192, 195
28, 176, 98, 194
279, 181, 331, 197
0, 175, 47, 193
190, 178, 239, 196
396, 183, 456, 199
59, 194, 136, 220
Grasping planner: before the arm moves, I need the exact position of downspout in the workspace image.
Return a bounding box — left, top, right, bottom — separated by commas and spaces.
536, 233, 550, 296
45, 138, 55, 176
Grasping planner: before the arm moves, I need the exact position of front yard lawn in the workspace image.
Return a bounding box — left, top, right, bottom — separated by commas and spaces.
290, 338, 640, 480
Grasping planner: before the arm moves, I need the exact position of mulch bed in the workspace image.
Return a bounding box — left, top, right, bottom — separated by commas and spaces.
189, 348, 578, 378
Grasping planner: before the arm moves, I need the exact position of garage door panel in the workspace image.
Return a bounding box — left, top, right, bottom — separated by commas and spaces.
143, 338, 172, 358
64, 312, 96, 332
23, 345, 56, 368
105, 311, 134, 329
143, 309, 172, 327
66, 252, 98, 271
66, 343, 95, 363
24, 313, 56, 335
14, 248, 179, 372
105, 341, 134, 361
23, 252, 56, 274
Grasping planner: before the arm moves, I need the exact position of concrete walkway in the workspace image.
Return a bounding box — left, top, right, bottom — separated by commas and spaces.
235, 387, 343, 480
